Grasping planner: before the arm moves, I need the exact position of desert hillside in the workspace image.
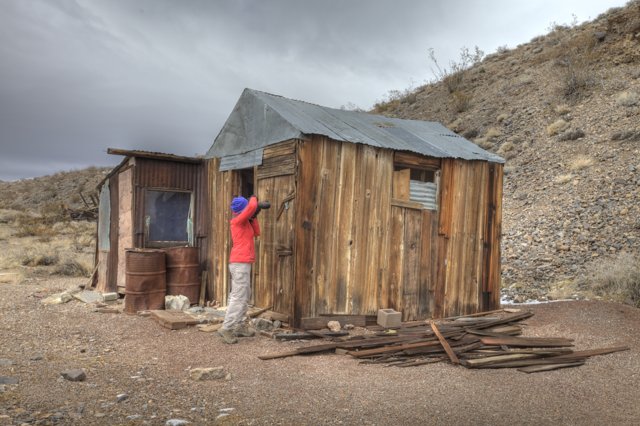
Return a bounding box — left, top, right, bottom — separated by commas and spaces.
1, 3, 639, 306
374, 1, 640, 303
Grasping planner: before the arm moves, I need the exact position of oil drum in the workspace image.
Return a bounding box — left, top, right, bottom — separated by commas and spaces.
124, 249, 166, 313
164, 246, 200, 305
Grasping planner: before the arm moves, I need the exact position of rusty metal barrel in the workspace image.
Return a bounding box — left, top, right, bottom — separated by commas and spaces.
164, 246, 200, 304
124, 249, 166, 314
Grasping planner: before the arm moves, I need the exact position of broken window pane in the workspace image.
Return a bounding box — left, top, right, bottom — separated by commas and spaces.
144, 190, 192, 245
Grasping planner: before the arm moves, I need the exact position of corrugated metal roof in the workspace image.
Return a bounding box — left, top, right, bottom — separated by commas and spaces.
206, 88, 504, 164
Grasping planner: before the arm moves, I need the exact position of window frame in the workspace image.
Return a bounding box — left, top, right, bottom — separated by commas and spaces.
143, 188, 194, 248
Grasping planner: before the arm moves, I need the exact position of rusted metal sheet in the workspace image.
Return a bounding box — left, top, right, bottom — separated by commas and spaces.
124, 249, 166, 313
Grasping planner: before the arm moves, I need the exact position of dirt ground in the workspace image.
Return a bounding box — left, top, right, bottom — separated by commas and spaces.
1, 277, 639, 426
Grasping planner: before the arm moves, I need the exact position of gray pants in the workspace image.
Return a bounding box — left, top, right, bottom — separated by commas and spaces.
222, 263, 252, 330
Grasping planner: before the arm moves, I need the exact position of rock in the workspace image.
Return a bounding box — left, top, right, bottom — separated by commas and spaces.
252, 318, 274, 331
30, 354, 43, 361
127, 415, 143, 421
0, 377, 19, 385
116, 393, 129, 403
186, 306, 204, 314
327, 321, 341, 332
594, 31, 607, 42
61, 369, 86, 382
343, 324, 355, 330
189, 367, 226, 381
166, 419, 189, 426
0, 359, 14, 367
102, 292, 118, 301
42, 293, 73, 305
272, 320, 282, 329
165, 295, 190, 311
73, 290, 104, 304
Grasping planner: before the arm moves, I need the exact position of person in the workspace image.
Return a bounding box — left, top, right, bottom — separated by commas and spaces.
218, 195, 260, 344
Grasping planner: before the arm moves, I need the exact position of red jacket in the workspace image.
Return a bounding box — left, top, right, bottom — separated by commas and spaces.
229, 196, 260, 263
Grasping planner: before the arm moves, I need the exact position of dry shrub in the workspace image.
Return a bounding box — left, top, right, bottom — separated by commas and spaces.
569, 155, 594, 170
546, 119, 570, 136
591, 252, 640, 307
497, 141, 515, 156
615, 91, 639, 107
474, 137, 494, 150
21, 254, 59, 267
452, 90, 471, 112
554, 174, 573, 184
14, 214, 56, 238
554, 104, 572, 115
485, 127, 502, 140
53, 259, 90, 277
496, 113, 509, 123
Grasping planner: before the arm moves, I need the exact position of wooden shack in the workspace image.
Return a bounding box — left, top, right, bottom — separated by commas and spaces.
205, 89, 505, 325
94, 149, 208, 295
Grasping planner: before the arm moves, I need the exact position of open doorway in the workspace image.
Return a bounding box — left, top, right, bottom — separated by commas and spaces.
236, 168, 255, 198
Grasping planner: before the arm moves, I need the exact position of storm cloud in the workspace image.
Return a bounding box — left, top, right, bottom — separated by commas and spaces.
0, 0, 626, 180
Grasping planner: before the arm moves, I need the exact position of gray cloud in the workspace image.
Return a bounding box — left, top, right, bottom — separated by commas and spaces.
0, 0, 627, 180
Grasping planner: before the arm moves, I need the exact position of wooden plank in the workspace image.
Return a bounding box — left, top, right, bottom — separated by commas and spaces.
262, 140, 297, 159
479, 336, 574, 348
518, 361, 586, 373
392, 169, 410, 200
300, 315, 366, 330
549, 346, 630, 360
294, 139, 319, 326
388, 206, 405, 312
463, 353, 541, 367
198, 270, 207, 306
334, 142, 356, 313
430, 322, 460, 364
256, 155, 296, 180
394, 152, 441, 170
390, 198, 423, 210
402, 209, 422, 321
150, 310, 199, 330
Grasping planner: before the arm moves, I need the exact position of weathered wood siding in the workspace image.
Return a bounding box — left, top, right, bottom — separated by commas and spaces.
205, 138, 502, 324
435, 159, 503, 318
294, 136, 393, 323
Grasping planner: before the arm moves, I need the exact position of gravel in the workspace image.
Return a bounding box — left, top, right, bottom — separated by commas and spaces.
1, 277, 639, 425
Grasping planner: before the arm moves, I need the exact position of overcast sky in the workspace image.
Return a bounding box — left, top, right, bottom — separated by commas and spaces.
0, 0, 628, 181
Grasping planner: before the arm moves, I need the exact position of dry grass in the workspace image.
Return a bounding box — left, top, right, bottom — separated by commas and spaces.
485, 127, 502, 140
569, 155, 594, 170
546, 119, 570, 136
452, 90, 472, 112
496, 113, 509, 123
0, 214, 94, 280
615, 90, 639, 107
590, 252, 640, 307
554, 104, 572, 115
554, 174, 574, 184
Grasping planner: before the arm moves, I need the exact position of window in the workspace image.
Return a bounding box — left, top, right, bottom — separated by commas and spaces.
144, 189, 193, 247
393, 165, 439, 210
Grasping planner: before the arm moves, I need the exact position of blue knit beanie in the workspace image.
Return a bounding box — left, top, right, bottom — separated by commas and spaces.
230, 196, 248, 213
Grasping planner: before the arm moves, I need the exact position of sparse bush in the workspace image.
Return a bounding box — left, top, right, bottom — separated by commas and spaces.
428, 46, 484, 93
474, 137, 494, 150
591, 252, 640, 307
53, 259, 90, 277
611, 130, 640, 141
554, 104, 572, 115
569, 155, 594, 170
462, 129, 479, 139
558, 129, 585, 141
485, 127, 502, 140
615, 91, 639, 107
554, 174, 573, 184
496, 113, 509, 123
22, 254, 59, 267
452, 90, 471, 112
546, 119, 570, 136
14, 214, 56, 238
498, 142, 515, 155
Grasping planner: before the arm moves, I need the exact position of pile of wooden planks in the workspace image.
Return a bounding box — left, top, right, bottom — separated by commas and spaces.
259, 310, 629, 373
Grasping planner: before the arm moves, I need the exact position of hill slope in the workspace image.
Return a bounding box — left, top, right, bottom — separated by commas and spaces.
375, 1, 640, 301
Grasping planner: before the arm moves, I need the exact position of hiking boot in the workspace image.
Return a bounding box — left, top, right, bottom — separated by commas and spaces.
234, 323, 255, 337
218, 328, 238, 344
